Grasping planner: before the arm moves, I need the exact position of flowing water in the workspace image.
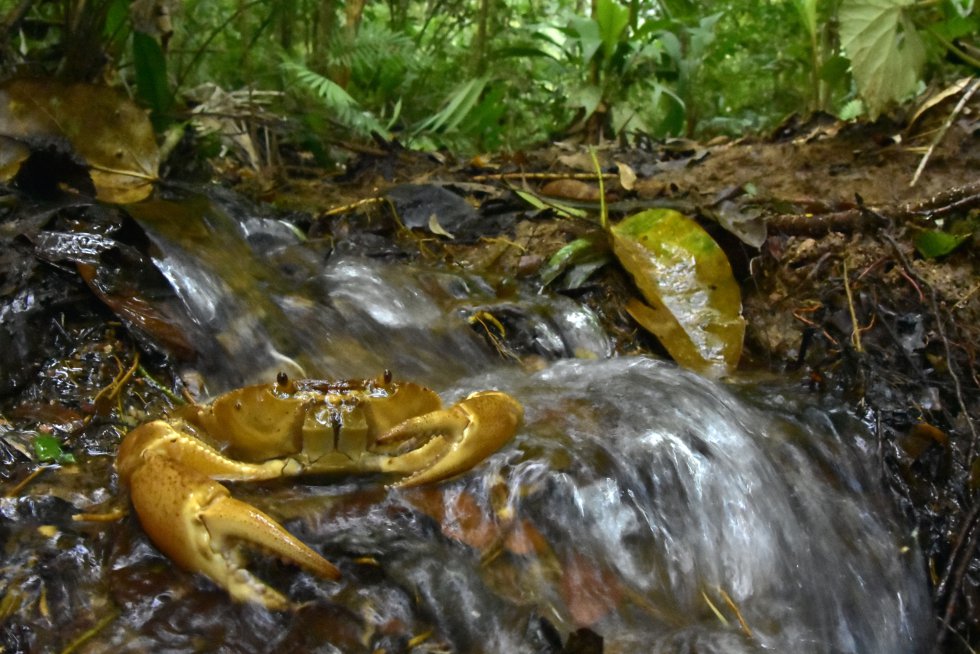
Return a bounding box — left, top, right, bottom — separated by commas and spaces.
2, 190, 932, 652
420, 359, 931, 652
126, 189, 610, 391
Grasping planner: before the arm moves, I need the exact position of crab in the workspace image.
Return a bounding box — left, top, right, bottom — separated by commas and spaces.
115, 371, 523, 610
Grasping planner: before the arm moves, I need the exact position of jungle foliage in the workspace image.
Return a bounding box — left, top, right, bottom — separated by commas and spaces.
0, 0, 977, 154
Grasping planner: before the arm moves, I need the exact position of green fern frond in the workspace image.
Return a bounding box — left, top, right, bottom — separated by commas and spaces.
414, 77, 489, 135
281, 59, 386, 137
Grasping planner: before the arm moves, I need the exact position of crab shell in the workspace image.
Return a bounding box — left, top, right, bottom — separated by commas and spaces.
116, 376, 523, 610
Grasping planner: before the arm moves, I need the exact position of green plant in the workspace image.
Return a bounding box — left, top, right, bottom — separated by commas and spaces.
4, 0, 976, 152
651, 12, 721, 135
839, 0, 927, 120
282, 58, 388, 137
501, 0, 685, 141
793, 0, 849, 114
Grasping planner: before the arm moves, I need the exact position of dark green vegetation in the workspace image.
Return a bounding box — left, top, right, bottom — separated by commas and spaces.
0, 0, 977, 154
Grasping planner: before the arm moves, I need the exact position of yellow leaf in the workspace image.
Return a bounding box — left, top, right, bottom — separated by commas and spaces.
611, 209, 744, 375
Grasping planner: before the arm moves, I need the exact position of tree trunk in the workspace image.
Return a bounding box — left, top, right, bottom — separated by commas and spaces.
471, 0, 491, 75
311, 0, 337, 72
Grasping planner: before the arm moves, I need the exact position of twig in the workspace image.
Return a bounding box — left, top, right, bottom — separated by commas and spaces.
911, 77, 980, 187
933, 500, 980, 654
701, 589, 728, 625
767, 180, 980, 236
91, 353, 140, 417
842, 256, 863, 353
3, 465, 50, 497
905, 180, 980, 218
954, 283, 980, 311
136, 364, 185, 404
71, 509, 126, 523
318, 196, 386, 218
589, 147, 608, 230
718, 587, 753, 638
59, 608, 120, 654
767, 206, 885, 236
471, 172, 617, 182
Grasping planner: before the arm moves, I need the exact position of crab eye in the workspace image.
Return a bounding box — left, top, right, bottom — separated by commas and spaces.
277, 371, 289, 386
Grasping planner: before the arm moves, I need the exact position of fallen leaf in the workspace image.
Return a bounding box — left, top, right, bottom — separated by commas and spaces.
616, 161, 636, 190
560, 552, 621, 627
427, 213, 455, 239
0, 78, 159, 202
611, 209, 744, 374
404, 486, 551, 556
908, 77, 974, 129
540, 178, 602, 202
77, 263, 196, 359
914, 229, 969, 259
540, 236, 610, 288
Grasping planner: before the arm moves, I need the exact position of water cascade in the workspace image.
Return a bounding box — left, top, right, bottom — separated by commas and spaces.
18, 190, 929, 652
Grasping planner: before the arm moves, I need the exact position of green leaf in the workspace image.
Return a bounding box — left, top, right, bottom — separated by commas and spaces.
33, 435, 76, 464
819, 55, 852, 84
657, 0, 697, 20
687, 13, 721, 58
838, 98, 865, 120
104, 0, 130, 39
655, 30, 682, 63
568, 84, 603, 116
540, 237, 609, 287
595, 0, 631, 59
915, 230, 969, 258
415, 77, 489, 134
948, 0, 974, 18
132, 31, 172, 130
839, 0, 926, 120
497, 45, 561, 60
569, 17, 603, 63
610, 209, 744, 374
793, 0, 819, 40
282, 59, 386, 136
652, 81, 686, 135
513, 188, 588, 218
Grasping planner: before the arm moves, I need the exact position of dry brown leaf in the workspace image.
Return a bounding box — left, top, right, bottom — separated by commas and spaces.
0, 78, 159, 202
616, 161, 636, 191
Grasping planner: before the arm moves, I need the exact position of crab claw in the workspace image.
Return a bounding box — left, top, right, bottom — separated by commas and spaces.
119, 424, 340, 611
377, 390, 524, 487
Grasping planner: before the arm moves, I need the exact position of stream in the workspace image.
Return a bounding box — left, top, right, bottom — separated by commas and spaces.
1, 189, 931, 653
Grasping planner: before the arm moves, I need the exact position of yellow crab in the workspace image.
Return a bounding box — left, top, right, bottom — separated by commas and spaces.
115, 372, 523, 610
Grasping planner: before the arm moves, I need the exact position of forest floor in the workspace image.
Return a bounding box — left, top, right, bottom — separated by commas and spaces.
213, 105, 980, 651
2, 85, 978, 651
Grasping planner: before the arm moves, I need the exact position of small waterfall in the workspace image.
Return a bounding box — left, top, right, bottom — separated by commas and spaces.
262, 358, 929, 653
115, 190, 929, 652
127, 190, 610, 390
